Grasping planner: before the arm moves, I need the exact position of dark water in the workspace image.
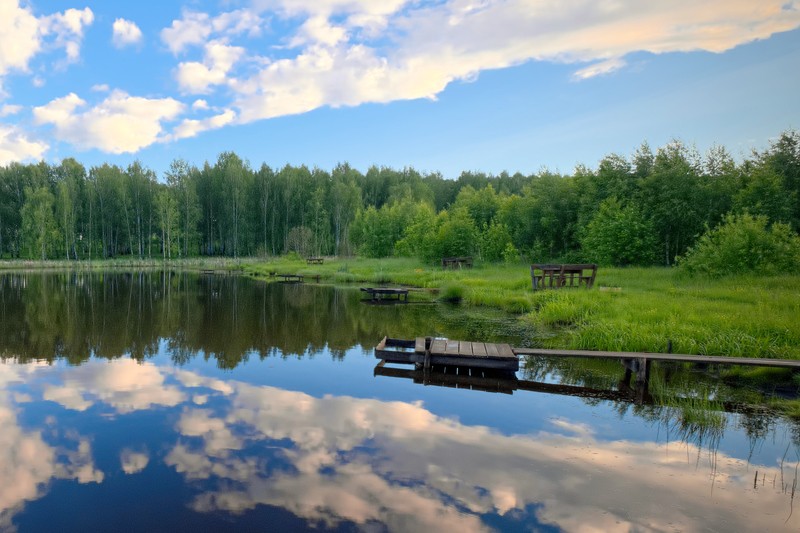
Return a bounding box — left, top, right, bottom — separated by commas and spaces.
1, 272, 799, 532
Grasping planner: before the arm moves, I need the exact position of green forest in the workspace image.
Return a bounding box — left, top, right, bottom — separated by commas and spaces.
1, 130, 798, 268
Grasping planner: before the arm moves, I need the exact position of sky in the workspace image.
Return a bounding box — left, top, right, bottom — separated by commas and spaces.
0, 0, 799, 179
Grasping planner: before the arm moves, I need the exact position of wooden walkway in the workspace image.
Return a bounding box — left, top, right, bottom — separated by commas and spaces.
375, 337, 519, 371
375, 337, 800, 372
512, 347, 800, 368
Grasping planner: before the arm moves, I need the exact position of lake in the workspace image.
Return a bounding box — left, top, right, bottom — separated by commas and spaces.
1, 271, 798, 532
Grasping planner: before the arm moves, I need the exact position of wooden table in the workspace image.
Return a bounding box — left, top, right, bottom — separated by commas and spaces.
530, 263, 597, 289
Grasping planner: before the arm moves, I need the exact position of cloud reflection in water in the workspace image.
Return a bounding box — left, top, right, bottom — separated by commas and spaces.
1, 357, 798, 532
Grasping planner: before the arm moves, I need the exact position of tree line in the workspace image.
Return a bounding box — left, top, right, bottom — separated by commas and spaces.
1, 130, 797, 265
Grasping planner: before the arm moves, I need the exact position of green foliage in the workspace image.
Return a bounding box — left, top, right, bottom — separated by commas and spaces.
432, 208, 478, 259
580, 197, 657, 266
21, 186, 58, 260
679, 213, 800, 276
480, 221, 513, 262
2, 129, 800, 269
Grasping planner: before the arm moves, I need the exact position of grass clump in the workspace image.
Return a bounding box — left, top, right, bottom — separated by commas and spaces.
439, 283, 464, 303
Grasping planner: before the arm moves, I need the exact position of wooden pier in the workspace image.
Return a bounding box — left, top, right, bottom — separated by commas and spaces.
360, 287, 409, 302
512, 347, 800, 369
306, 257, 324, 265
375, 337, 519, 371
374, 336, 800, 377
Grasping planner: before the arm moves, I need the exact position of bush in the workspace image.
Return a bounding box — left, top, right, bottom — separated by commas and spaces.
580, 197, 657, 266
679, 213, 800, 276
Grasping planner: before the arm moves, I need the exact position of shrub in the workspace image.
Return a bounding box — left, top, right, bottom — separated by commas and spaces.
679, 213, 800, 276
580, 197, 657, 266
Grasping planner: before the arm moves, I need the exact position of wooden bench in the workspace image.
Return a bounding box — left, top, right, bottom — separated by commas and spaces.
306, 257, 324, 265
530, 263, 597, 290
441, 256, 473, 269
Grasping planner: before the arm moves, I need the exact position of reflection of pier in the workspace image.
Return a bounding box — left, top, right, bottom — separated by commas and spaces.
373, 362, 765, 413
360, 287, 409, 302
374, 336, 800, 411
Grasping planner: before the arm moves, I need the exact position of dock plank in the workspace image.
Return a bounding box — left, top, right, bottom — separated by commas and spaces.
485, 343, 500, 357
472, 343, 488, 357
415, 337, 427, 354
430, 339, 447, 355
460, 341, 474, 356
445, 340, 460, 355
496, 344, 515, 358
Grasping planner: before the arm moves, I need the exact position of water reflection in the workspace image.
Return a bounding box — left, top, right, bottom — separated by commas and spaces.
2, 272, 800, 531
1, 358, 799, 531
0, 271, 524, 367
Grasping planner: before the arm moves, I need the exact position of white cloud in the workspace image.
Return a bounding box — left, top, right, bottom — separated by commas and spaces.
161, 374, 800, 532
174, 40, 244, 94
228, 0, 800, 123
120, 449, 149, 474
0, 379, 102, 523
40, 7, 94, 63
0, 104, 22, 117
33, 90, 185, 154
0, 0, 41, 76
572, 57, 627, 80
192, 99, 210, 110
169, 109, 236, 140
161, 9, 263, 55
91, 83, 110, 92
0, 124, 48, 165
112, 18, 143, 48
0, 1, 92, 88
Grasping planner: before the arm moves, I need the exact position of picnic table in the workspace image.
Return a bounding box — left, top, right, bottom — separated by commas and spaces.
441, 256, 473, 269
530, 263, 597, 289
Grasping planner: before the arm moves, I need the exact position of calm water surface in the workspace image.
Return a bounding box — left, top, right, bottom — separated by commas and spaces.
1, 272, 798, 532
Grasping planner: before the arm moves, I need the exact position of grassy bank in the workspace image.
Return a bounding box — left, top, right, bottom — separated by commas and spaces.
241, 256, 800, 359
3, 255, 797, 359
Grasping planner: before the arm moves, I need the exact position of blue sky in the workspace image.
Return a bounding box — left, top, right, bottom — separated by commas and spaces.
1, 0, 799, 178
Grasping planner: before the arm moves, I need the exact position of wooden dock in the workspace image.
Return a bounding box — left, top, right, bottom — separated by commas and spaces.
512, 347, 800, 368
375, 337, 519, 371
360, 287, 409, 302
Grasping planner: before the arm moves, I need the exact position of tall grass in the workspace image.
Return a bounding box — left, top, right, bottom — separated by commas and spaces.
142, 257, 800, 359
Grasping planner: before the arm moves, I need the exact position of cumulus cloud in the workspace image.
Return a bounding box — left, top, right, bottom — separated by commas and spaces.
120, 449, 149, 474
224, 0, 800, 123
161, 9, 263, 55
33, 90, 184, 154
174, 40, 245, 94
0, 376, 102, 524
161, 375, 800, 532
0, 125, 48, 165
33, 358, 186, 412
112, 18, 143, 48
169, 109, 236, 140
40, 7, 94, 63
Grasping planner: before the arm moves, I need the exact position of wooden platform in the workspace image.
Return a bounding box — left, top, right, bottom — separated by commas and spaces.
375, 337, 519, 371
306, 257, 324, 264
512, 347, 800, 368
360, 287, 409, 301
